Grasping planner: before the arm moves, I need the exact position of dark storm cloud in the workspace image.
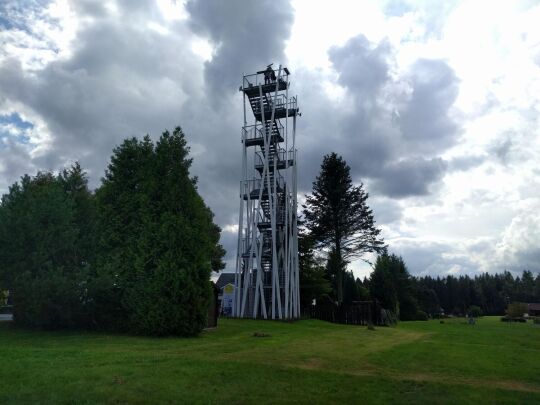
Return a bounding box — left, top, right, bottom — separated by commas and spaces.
186, 0, 294, 98
398, 59, 460, 153
370, 197, 403, 225
514, 248, 540, 273
314, 34, 462, 199
292, 68, 347, 193
329, 35, 391, 100
373, 157, 447, 198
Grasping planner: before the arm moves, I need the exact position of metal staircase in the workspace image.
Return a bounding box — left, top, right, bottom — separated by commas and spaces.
233, 65, 300, 319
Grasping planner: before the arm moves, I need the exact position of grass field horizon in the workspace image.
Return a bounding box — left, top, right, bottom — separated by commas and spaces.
1, 316, 539, 404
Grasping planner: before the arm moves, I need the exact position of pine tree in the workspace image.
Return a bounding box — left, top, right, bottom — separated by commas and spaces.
303, 153, 385, 303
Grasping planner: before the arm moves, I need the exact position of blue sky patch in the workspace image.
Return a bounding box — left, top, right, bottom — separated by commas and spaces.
0, 113, 33, 145
0, 112, 34, 130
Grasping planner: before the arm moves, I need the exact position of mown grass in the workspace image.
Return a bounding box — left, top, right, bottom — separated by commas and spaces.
0, 316, 538, 404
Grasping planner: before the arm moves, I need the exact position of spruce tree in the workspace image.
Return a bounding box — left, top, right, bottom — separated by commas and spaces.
303, 153, 385, 303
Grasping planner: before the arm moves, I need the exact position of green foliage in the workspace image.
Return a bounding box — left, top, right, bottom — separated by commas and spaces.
506, 302, 528, 318
0, 290, 8, 306
467, 305, 483, 318
370, 255, 398, 314
0, 127, 224, 336
356, 279, 371, 301
370, 254, 419, 320
399, 293, 421, 321
303, 153, 385, 302
415, 310, 428, 321
298, 230, 331, 307
96, 127, 221, 335
342, 270, 362, 303
415, 285, 441, 316
12, 266, 90, 329
0, 168, 94, 329
415, 270, 540, 316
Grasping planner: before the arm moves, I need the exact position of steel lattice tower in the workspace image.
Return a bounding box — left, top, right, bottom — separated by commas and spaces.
233, 65, 300, 319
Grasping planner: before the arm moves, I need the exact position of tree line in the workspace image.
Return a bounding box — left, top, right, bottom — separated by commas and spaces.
0, 127, 225, 336
299, 152, 540, 320
413, 270, 540, 316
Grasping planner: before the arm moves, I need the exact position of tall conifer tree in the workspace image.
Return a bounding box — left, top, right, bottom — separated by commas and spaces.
95, 127, 224, 335
303, 153, 385, 303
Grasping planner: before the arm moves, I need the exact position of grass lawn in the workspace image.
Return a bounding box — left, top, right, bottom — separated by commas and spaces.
0, 316, 539, 404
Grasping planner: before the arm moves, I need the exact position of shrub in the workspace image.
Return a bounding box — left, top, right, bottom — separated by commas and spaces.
415, 310, 428, 321
506, 302, 528, 318
0, 290, 8, 306
381, 309, 398, 326
0, 168, 94, 330
467, 305, 483, 318
500, 316, 526, 323
12, 267, 88, 329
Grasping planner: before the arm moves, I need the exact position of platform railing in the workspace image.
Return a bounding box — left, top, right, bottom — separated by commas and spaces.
240, 176, 285, 197
254, 148, 294, 168
242, 121, 284, 142
242, 70, 289, 89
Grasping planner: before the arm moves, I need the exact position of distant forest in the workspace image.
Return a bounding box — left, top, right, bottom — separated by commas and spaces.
356, 269, 540, 317
413, 270, 540, 315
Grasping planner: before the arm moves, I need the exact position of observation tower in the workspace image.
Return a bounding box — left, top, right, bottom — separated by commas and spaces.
233, 65, 300, 319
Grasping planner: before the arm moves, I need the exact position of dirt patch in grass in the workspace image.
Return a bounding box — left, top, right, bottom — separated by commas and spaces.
383, 372, 540, 394
301, 357, 324, 370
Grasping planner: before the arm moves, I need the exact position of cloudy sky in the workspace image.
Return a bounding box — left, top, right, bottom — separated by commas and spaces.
1, 0, 539, 278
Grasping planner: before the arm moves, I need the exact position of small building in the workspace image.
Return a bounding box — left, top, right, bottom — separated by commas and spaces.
528, 303, 540, 316
216, 273, 236, 316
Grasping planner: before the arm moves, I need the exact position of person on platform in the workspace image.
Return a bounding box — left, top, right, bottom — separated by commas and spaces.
264, 64, 273, 84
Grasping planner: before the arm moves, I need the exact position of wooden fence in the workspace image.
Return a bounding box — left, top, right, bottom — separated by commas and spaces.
206, 283, 219, 329
302, 301, 385, 326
